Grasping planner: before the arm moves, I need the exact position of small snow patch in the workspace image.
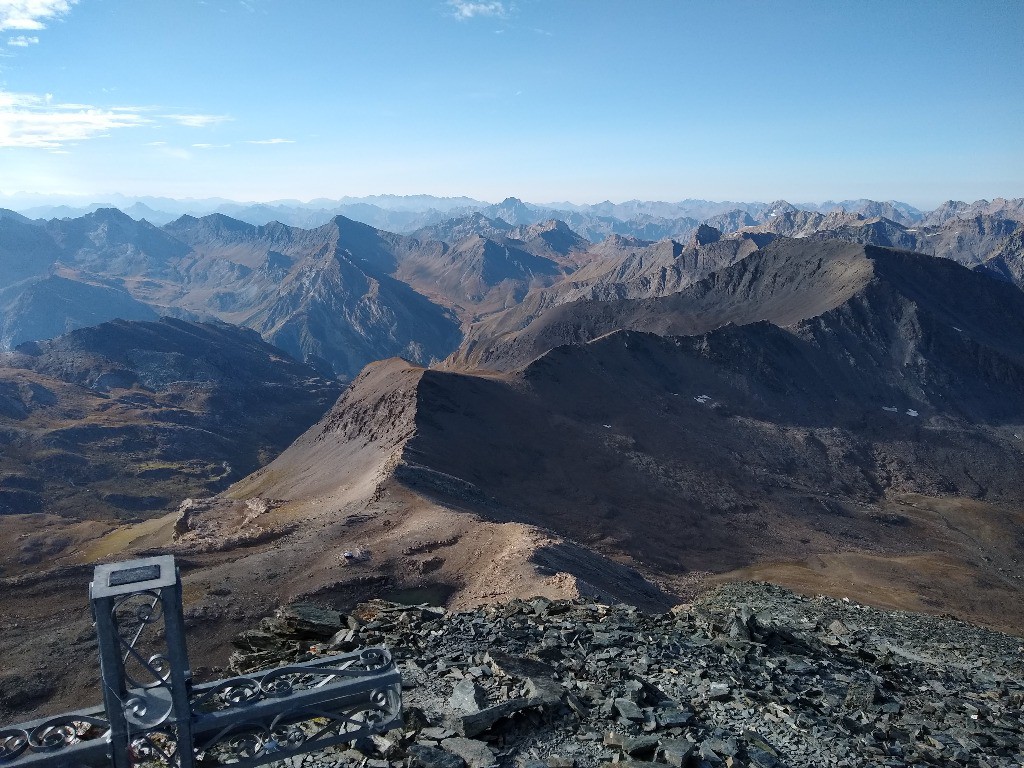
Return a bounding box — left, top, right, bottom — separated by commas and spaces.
953, 326, 963, 332
694, 394, 711, 404
602, 424, 612, 429
906, 409, 919, 417
882, 406, 898, 413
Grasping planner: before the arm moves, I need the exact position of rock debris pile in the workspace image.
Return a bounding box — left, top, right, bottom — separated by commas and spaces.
227, 583, 1024, 768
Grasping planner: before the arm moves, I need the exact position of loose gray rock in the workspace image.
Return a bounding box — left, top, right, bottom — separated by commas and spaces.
440, 737, 498, 768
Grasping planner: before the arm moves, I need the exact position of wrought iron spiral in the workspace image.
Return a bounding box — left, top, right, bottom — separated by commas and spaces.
0, 729, 29, 762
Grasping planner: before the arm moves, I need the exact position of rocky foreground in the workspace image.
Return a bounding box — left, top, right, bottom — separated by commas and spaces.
228, 583, 1024, 768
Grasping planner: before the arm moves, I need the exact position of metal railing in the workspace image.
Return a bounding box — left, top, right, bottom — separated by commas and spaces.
0, 556, 402, 768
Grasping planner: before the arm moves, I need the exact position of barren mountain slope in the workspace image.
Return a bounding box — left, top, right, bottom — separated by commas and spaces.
978, 228, 1024, 287
204, 236, 1024, 631
44, 208, 191, 277
453, 238, 884, 371
450, 228, 774, 369
226, 357, 670, 612
142, 236, 1024, 636
0, 317, 340, 525
920, 197, 1024, 226
394, 235, 565, 318
0, 275, 160, 349
0, 214, 63, 286
745, 209, 1024, 280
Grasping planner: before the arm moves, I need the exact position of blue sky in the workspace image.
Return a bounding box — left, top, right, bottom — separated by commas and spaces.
1, 0, 1022, 207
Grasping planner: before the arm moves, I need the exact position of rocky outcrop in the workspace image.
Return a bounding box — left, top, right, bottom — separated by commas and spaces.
226, 583, 1024, 768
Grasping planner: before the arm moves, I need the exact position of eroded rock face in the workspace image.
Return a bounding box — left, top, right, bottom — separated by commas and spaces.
227, 583, 1024, 768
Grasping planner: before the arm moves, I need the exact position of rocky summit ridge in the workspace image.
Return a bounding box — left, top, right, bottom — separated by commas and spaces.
225, 582, 1024, 768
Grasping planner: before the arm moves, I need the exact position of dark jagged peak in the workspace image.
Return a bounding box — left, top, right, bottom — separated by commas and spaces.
983, 197, 1024, 223
510, 218, 573, 237
746, 209, 867, 238
393, 232, 565, 318
167, 212, 303, 245
605, 233, 650, 247
78, 206, 131, 223
310, 214, 409, 273
745, 208, 1023, 272
921, 200, 974, 227
689, 223, 722, 247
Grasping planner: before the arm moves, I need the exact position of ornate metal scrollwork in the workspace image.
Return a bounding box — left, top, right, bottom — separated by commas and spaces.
0, 715, 109, 765
0, 557, 403, 768
129, 727, 180, 765
112, 591, 172, 692
189, 647, 402, 767
0, 728, 29, 762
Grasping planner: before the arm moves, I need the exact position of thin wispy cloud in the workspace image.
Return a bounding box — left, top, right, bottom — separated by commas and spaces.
0, 0, 78, 32
7, 35, 39, 46
0, 89, 149, 148
162, 113, 232, 128
245, 137, 293, 144
192, 142, 230, 148
156, 145, 192, 160
447, 1, 507, 20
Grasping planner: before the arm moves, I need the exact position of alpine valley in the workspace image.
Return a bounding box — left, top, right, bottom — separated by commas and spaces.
1, 196, 1023, 721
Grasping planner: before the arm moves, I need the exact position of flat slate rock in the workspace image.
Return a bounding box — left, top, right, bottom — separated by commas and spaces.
227, 581, 1024, 768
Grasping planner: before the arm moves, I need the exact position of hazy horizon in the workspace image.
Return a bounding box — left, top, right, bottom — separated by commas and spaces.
3, 189, 1020, 215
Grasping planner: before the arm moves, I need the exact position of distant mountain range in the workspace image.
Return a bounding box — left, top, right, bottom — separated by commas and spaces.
0, 192, 949, 235
2, 197, 1023, 379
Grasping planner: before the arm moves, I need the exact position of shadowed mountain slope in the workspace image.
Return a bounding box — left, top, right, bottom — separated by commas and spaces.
450, 228, 774, 368
158, 213, 465, 378
0, 215, 63, 286
220, 236, 1024, 630
44, 208, 190, 277
0, 317, 340, 521
452, 239, 1024, 375
745, 209, 1024, 286
0, 275, 159, 350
